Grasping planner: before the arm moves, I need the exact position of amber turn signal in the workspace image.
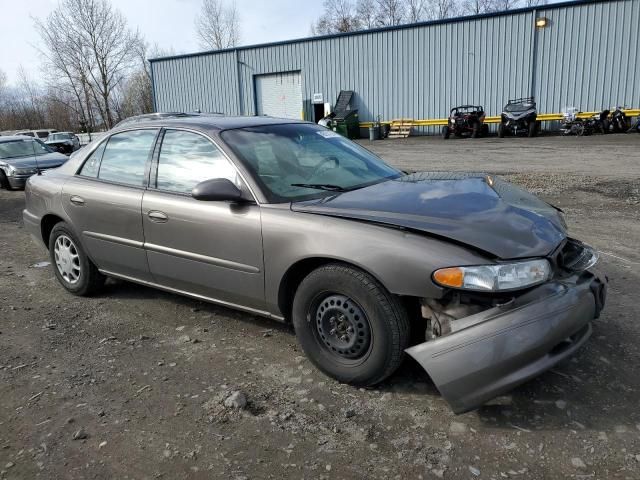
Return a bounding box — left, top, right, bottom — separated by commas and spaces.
433, 267, 464, 288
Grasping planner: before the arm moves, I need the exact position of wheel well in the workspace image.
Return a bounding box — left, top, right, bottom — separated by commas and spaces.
40, 214, 64, 249
277, 257, 403, 323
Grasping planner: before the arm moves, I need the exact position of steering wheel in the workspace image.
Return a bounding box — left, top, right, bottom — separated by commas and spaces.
308, 156, 340, 182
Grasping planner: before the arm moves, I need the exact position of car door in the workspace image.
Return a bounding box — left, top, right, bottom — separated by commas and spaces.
141, 129, 265, 311
62, 128, 159, 281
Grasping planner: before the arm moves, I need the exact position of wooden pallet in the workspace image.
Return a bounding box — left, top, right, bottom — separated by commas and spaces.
388, 119, 413, 138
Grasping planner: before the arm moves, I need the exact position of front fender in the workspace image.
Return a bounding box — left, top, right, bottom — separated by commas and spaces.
261, 205, 492, 316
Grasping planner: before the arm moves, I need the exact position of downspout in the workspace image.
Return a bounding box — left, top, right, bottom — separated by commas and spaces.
150, 61, 157, 113
530, 8, 538, 98
235, 49, 244, 116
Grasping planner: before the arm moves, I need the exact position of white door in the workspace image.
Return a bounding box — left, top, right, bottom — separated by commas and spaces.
255, 72, 302, 119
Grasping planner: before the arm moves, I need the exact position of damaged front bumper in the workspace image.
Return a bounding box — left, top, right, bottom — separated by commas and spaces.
406, 270, 607, 414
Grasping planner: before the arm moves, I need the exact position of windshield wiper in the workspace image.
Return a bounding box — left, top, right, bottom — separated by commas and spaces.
290, 183, 347, 192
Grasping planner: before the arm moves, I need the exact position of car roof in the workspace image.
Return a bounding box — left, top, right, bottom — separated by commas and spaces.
112, 114, 308, 133
0, 135, 37, 142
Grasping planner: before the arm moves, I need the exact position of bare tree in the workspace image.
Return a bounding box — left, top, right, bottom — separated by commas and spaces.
523, 0, 547, 6
355, 0, 378, 29
196, 0, 240, 50
461, 0, 496, 14
406, 0, 428, 22
375, 0, 406, 25
492, 0, 521, 10
312, 0, 360, 34
35, 0, 142, 130
426, 0, 459, 19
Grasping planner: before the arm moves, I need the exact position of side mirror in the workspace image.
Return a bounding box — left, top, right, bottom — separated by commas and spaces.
191, 178, 244, 202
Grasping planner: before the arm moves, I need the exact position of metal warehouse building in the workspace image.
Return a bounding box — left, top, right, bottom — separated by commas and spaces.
150, 0, 640, 130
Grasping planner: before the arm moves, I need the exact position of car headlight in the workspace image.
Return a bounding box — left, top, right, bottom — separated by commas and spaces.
433, 259, 551, 292
5, 165, 17, 176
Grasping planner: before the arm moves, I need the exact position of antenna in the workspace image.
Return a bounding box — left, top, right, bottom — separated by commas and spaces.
30, 138, 42, 176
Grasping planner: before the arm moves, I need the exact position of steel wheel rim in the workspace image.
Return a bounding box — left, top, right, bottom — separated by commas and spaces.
54, 234, 81, 284
311, 293, 372, 361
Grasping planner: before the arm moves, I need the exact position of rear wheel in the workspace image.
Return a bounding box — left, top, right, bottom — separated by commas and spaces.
292, 263, 410, 387
49, 222, 105, 296
441, 125, 450, 139
481, 124, 489, 137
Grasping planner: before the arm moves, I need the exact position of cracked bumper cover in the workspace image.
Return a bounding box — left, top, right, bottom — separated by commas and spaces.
406, 270, 607, 414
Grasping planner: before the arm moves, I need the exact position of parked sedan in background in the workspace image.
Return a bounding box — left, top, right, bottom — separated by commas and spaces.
22, 115, 607, 413
45, 132, 81, 154
0, 136, 69, 190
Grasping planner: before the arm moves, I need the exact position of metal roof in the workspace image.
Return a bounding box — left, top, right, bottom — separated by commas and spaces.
148, 0, 611, 64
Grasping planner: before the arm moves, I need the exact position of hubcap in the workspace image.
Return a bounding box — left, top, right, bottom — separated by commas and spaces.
54, 235, 81, 284
314, 294, 371, 359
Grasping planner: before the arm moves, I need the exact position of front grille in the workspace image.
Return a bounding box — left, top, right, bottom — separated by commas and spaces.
556, 239, 599, 272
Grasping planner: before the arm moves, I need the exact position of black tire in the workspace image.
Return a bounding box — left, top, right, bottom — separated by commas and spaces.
601, 119, 609, 134
292, 263, 410, 387
481, 124, 489, 137
48, 222, 105, 296
441, 125, 450, 139
498, 123, 505, 138
471, 122, 479, 139
528, 121, 537, 137
0, 171, 11, 190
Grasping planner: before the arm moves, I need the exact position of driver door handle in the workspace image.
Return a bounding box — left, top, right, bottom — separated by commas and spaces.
147, 210, 168, 223
70, 195, 85, 206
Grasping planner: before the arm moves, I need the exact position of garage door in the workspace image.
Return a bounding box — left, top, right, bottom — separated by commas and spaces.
255, 72, 302, 119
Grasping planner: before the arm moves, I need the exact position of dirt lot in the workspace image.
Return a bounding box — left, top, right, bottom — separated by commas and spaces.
1, 134, 639, 479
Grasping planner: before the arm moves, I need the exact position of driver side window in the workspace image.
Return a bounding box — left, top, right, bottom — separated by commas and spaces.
155, 130, 239, 194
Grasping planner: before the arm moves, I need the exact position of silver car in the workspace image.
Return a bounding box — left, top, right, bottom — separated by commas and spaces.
23, 116, 607, 413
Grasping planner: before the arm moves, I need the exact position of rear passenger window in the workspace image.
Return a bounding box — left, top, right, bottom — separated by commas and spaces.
98, 129, 158, 186
156, 130, 238, 194
79, 141, 107, 178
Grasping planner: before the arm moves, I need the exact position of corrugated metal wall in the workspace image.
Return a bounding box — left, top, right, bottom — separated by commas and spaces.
151, 0, 639, 126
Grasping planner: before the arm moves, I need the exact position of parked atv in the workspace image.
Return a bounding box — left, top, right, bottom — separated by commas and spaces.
560, 108, 609, 136
498, 97, 540, 138
442, 105, 488, 139
609, 106, 630, 133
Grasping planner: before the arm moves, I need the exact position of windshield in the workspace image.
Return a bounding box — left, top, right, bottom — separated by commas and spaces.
505, 103, 534, 112
221, 124, 401, 203
0, 139, 55, 159
49, 133, 71, 140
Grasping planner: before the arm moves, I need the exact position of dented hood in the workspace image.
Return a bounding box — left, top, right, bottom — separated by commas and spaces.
291, 172, 567, 259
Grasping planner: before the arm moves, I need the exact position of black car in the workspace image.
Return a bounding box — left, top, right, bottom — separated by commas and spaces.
498, 97, 540, 137
45, 132, 81, 154
0, 136, 69, 190
442, 105, 488, 139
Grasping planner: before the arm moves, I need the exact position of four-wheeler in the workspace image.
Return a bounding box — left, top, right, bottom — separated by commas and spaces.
442, 105, 488, 139
608, 106, 630, 133
498, 97, 540, 138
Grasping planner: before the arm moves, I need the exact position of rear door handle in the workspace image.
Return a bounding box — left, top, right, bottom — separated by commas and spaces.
147, 210, 168, 223
70, 195, 85, 206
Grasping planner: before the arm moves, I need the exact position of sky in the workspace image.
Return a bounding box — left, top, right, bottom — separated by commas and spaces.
0, 0, 325, 87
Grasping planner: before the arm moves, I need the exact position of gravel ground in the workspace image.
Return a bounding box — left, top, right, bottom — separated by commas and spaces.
1, 134, 639, 479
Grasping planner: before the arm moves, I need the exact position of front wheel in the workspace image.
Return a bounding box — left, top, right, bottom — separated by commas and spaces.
498, 123, 505, 138
528, 121, 537, 137
49, 222, 105, 296
441, 125, 450, 139
471, 122, 479, 138
292, 263, 410, 387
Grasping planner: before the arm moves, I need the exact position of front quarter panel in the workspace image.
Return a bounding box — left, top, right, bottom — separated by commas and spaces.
261, 206, 492, 316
